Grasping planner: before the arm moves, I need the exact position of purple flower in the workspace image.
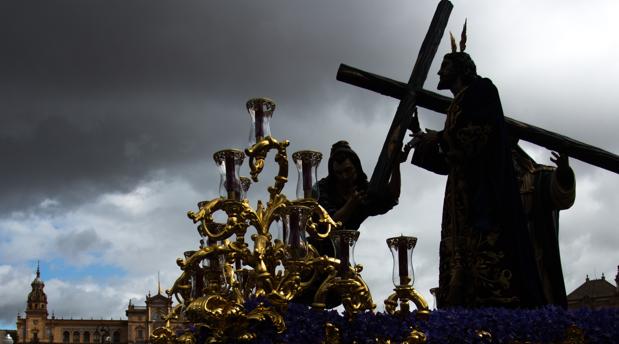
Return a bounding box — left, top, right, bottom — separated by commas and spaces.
189, 305, 619, 344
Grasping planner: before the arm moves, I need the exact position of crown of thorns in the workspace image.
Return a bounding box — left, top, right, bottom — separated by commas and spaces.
449, 19, 467, 53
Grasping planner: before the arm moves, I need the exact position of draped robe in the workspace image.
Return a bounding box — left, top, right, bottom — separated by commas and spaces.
412, 77, 545, 308
513, 147, 576, 308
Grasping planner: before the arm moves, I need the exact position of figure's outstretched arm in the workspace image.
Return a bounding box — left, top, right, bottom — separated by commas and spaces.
387, 142, 408, 200
549, 151, 576, 209
410, 129, 449, 175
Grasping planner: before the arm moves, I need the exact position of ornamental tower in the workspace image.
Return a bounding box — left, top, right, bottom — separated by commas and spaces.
26, 263, 48, 318
20, 262, 49, 343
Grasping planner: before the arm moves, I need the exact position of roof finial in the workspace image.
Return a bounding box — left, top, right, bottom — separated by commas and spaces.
36, 260, 40, 278
157, 271, 161, 295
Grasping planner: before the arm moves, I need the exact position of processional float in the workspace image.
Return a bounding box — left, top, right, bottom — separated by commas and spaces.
150, 98, 429, 343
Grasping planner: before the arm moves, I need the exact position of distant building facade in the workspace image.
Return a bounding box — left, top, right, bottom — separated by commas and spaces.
1, 330, 17, 344
15, 267, 182, 344
567, 265, 619, 309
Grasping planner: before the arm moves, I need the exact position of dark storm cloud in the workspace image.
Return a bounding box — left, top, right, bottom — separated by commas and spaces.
0, 0, 434, 213
0, 1, 432, 99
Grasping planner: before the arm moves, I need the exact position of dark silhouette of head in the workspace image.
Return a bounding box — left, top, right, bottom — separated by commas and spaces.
327, 140, 368, 190
438, 52, 478, 90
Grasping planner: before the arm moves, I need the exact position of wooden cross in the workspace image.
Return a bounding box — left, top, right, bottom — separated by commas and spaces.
351, 0, 453, 194
337, 0, 619, 184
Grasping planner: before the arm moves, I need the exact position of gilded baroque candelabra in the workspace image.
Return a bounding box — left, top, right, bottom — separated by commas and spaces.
152, 98, 382, 344
384, 235, 430, 319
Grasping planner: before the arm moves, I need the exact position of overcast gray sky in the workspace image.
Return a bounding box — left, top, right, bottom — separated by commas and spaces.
1, 0, 618, 328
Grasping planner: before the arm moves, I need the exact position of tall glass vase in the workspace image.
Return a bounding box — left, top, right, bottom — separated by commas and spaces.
281, 205, 311, 261
213, 149, 245, 200
292, 150, 322, 199
386, 235, 417, 287
246, 97, 276, 146
331, 230, 359, 276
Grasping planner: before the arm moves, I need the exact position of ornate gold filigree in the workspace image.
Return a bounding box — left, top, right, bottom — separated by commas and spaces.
384, 285, 430, 319
323, 322, 341, 344
155, 97, 386, 344
212, 149, 245, 166
245, 136, 290, 200
291, 150, 322, 163
150, 327, 175, 344
312, 258, 375, 318
292, 198, 338, 239
184, 296, 285, 343
475, 330, 492, 342
403, 329, 427, 344
167, 242, 235, 305
188, 198, 255, 241
246, 97, 276, 115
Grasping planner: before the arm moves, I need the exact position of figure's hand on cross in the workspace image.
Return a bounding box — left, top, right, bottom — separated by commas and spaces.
408, 107, 421, 134
550, 151, 569, 170
551, 151, 573, 187
423, 129, 441, 143
408, 128, 440, 149
400, 143, 413, 163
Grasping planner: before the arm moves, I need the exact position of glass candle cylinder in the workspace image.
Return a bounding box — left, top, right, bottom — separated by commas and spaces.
213, 149, 245, 200
235, 267, 253, 299
202, 236, 224, 293
387, 235, 417, 287
282, 205, 310, 260
331, 230, 359, 275
274, 217, 285, 242
246, 97, 276, 146
202, 234, 225, 277
239, 176, 251, 200
292, 150, 322, 199
222, 255, 247, 289
184, 250, 204, 299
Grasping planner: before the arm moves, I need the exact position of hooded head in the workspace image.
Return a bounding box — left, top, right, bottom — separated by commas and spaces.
327, 140, 368, 190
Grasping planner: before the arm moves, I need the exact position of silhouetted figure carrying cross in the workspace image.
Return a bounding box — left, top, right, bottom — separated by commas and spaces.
336, 0, 557, 308
410, 29, 544, 308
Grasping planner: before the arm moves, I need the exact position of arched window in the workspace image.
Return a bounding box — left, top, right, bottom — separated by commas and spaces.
112, 332, 120, 344
73, 331, 80, 344
101, 331, 110, 344
83, 332, 90, 344
136, 327, 144, 340
63, 332, 70, 344
93, 331, 100, 344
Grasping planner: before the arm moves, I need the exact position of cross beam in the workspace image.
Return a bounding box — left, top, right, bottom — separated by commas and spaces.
365, 0, 453, 194
337, 63, 619, 174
